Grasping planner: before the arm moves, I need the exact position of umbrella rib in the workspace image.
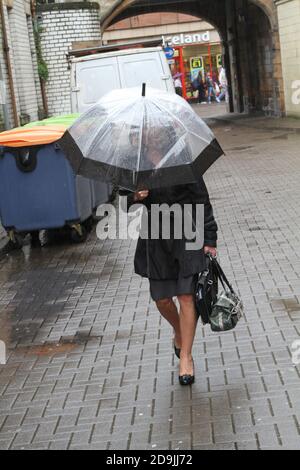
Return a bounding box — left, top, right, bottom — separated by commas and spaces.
150, 98, 212, 146
134, 101, 145, 183
155, 134, 187, 169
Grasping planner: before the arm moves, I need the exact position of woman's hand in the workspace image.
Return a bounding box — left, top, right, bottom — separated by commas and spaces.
204, 246, 217, 258
134, 190, 149, 202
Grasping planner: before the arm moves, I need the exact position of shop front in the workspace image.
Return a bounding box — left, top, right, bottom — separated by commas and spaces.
163, 31, 223, 101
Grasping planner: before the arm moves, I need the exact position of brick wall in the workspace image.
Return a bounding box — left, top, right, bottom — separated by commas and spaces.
8, 0, 40, 122
0, 0, 41, 128
107, 12, 202, 30
38, 3, 101, 116
103, 19, 219, 44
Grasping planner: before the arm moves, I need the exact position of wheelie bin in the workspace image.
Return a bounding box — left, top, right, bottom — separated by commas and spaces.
90, 181, 114, 210
0, 115, 110, 244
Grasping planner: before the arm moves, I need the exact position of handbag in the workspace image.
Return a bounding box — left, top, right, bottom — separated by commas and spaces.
210, 258, 243, 332
195, 255, 218, 325
195, 255, 243, 332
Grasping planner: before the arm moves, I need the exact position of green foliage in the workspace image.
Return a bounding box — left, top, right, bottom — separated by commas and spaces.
33, 23, 48, 82
38, 59, 49, 82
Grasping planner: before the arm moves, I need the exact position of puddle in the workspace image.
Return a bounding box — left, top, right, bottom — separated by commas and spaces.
271, 134, 289, 140
273, 298, 300, 315
17, 342, 78, 356
227, 145, 254, 152
248, 226, 264, 232
13, 332, 103, 357
282, 299, 300, 313
248, 226, 280, 232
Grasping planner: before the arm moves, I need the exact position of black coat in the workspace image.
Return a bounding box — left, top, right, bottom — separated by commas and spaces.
120, 178, 217, 280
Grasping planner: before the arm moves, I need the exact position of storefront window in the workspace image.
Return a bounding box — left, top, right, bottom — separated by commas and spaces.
168, 43, 223, 102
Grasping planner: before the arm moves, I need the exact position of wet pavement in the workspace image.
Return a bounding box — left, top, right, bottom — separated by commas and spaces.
1, 113, 300, 449
0, 226, 5, 242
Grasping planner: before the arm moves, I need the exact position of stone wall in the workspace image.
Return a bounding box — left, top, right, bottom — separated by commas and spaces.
38, 2, 101, 116
236, 0, 283, 116
276, 0, 300, 117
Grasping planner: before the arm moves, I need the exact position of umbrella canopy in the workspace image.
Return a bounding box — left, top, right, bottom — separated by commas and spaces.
59, 86, 224, 191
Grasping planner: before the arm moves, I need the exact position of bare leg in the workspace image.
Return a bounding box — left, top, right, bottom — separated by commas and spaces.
156, 298, 181, 348
177, 294, 197, 376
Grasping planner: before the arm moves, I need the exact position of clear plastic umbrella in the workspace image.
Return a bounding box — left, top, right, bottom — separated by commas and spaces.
60, 85, 223, 191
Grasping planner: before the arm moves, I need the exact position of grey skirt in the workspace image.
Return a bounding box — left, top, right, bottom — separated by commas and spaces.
149, 274, 198, 302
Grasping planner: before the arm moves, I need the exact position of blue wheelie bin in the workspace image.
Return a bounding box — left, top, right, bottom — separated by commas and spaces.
0, 142, 94, 243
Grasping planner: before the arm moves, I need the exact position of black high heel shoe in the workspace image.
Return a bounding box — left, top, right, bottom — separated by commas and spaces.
179, 358, 195, 386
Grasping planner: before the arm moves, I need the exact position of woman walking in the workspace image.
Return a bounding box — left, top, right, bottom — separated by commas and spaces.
121, 178, 217, 386
60, 86, 222, 387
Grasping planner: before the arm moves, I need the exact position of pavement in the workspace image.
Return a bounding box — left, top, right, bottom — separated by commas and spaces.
0, 227, 7, 254
0, 226, 5, 241
1, 111, 300, 450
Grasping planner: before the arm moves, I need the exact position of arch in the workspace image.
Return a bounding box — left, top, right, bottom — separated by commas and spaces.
100, 0, 284, 116
105, 8, 226, 43
103, 2, 224, 37
101, 0, 276, 33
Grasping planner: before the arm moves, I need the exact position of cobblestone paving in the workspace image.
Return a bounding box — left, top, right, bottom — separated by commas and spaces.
1, 115, 300, 450
0, 226, 5, 241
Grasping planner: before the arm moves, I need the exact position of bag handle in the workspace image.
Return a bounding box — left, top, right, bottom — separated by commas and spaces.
208, 255, 235, 294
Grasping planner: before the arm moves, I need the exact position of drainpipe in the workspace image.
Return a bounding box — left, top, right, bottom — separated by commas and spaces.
0, 0, 19, 127
30, 0, 48, 118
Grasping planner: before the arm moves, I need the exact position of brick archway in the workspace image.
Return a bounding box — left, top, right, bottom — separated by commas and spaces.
102, 1, 226, 35
101, 0, 276, 32
100, 0, 284, 116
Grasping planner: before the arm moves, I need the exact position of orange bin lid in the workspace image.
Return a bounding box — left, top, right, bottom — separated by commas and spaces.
0, 124, 67, 148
